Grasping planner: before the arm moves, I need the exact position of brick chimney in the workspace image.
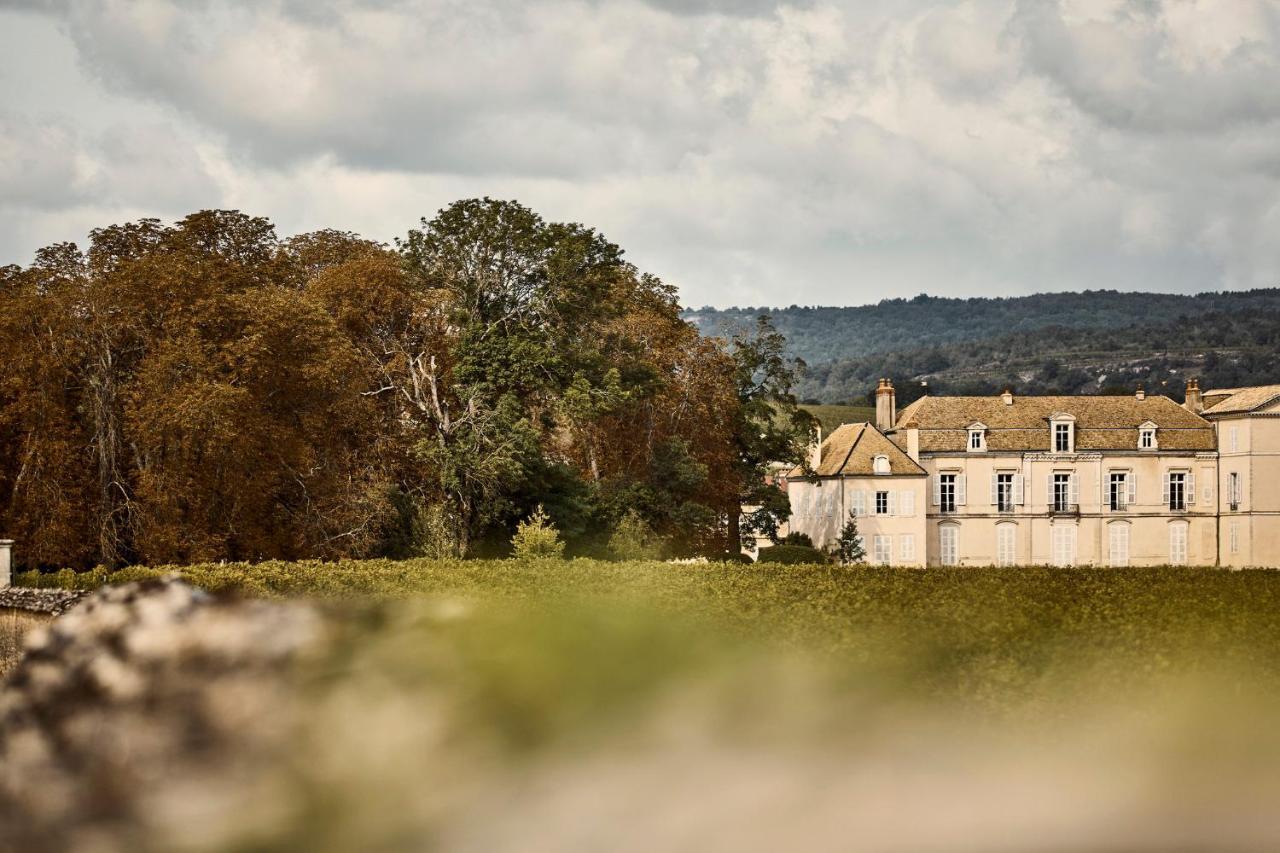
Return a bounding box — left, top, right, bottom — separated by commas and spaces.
1184, 378, 1203, 413
1135, 384, 1146, 402
875, 378, 897, 432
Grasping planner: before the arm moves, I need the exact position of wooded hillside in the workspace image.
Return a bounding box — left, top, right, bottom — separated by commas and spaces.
690, 291, 1280, 405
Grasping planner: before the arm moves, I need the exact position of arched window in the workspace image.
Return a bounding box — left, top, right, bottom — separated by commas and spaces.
873, 454, 890, 475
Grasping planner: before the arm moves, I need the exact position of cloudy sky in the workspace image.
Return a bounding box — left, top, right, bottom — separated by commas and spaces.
1, 0, 1278, 307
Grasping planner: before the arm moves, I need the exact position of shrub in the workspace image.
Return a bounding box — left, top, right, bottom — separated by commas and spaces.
782, 532, 814, 547
757, 544, 829, 565
512, 505, 565, 559
609, 510, 665, 561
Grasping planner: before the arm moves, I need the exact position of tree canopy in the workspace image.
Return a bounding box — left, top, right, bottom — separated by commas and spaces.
0, 200, 810, 569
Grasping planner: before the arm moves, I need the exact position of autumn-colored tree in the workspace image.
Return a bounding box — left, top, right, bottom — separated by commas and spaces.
0, 201, 807, 570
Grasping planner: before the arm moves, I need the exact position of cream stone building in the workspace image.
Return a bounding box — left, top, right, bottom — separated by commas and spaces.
786, 379, 1280, 568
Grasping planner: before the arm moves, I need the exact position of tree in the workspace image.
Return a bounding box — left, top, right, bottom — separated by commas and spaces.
725, 316, 815, 553
833, 512, 866, 565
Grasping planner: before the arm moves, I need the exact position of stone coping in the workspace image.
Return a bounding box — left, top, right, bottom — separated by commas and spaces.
0, 588, 88, 615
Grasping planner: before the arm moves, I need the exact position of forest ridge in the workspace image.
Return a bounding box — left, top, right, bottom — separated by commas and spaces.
688, 291, 1280, 405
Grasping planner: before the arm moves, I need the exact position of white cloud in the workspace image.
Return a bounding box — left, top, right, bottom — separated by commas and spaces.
1, 0, 1279, 305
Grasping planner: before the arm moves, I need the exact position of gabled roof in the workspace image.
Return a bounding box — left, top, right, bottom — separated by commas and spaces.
893, 394, 1215, 452
790, 422, 925, 478
1201, 385, 1280, 416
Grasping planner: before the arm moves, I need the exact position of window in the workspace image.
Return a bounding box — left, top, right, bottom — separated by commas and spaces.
1139, 427, 1156, 450
1230, 426, 1239, 453
937, 473, 958, 513
875, 491, 890, 515
900, 534, 915, 562
994, 473, 1016, 512
939, 526, 959, 566
1053, 422, 1073, 453
1108, 472, 1132, 511
996, 524, 1016, 567
873, 455, 890, 475
873, 535, 891, 565
1165, 472, 1189, 511
1052, 472, 1074, 513
1108, 523, 1129, 567
851, 490, 866, 517
1229, 472, 1241, 509
1230, 521, 1240, 554
1051, 524, 1077, 567
900, 490, 915, 517
967, 424, 987, 452
1169, 522, 1188, 565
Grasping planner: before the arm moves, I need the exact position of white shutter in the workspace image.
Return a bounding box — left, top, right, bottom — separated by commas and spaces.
1046, 474, 1054, 506
1127, 474, 1137, 505
990, 475, 999, 506
888, 491, 898, 516
1161, 473, 1171, 506
901, 490, 915, 516
956, 475, 967, 506
856, 490, 867, 516
1187, 471, 1196, 505
1013, 474, 1024, 505
1069, 473, 1079, 506
932, 476, 941, 506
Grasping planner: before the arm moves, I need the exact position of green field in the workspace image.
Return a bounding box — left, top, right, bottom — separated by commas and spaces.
14, 559, 1280, 848
799, 403, 876, 432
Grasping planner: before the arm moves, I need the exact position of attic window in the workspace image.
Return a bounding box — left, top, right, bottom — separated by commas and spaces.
873, 454, 891, 475
1139, 423, 1157, 451
967, 423, 987, 452
1050, 414, 1076, 454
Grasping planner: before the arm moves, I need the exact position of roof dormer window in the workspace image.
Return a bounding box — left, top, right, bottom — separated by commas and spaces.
873, 454, 890, 475
1139, 422, 1158, 451
967, 422, 987, 452
1050, 414, 1075, 454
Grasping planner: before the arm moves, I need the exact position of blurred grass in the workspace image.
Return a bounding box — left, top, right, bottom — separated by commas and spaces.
14, 560, 1280, 849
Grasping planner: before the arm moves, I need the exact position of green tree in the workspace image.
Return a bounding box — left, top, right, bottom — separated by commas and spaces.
727, 316, 815, 552
833, 512, 866, 565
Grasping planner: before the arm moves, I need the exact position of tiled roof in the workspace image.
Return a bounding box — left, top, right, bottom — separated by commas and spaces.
1201, 385, 1280, 416
895, 394, 1215, 452
790, 423, 926, 477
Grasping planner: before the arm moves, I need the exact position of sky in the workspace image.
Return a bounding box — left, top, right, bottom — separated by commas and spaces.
1, 0, 1279, 308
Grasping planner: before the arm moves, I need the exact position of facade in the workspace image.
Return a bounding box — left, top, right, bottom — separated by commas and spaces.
786, 379, 1280, 568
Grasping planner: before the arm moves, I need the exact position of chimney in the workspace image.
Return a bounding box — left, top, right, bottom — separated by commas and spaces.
0, 539, 12, 589
809, 425, 823, 471
1001, 388, 1014, 406
1184, 378, 1203, 413
1135, 384, 1146, 402
875, 378, 897, 432
906, 426, 920, 462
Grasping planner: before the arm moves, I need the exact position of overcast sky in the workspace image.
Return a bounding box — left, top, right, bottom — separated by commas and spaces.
2, 0, 1278, 307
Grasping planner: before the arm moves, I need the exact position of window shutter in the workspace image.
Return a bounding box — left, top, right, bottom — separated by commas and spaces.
956, 475, 967, 506
1046, 474, 1053, 506
1161, 473, 1171, 506
990, 475, 998, 505
1187, 471, 1196, 504
1013, 474, 1024, 505
1069, 472, 1079, 506
932, 476, 940, 506
888, 491, 898, 516
1127, 474, 1137, 505
905, 490, 916, 516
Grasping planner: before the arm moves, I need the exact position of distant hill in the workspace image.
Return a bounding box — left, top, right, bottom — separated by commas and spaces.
799, 404, 876, 433
687, 289, 1280, 406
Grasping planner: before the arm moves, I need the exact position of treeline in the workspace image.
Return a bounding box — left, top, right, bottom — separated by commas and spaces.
0, 201, 809, 570
689, 289, 1280, 367
800, 310, 1280, 405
